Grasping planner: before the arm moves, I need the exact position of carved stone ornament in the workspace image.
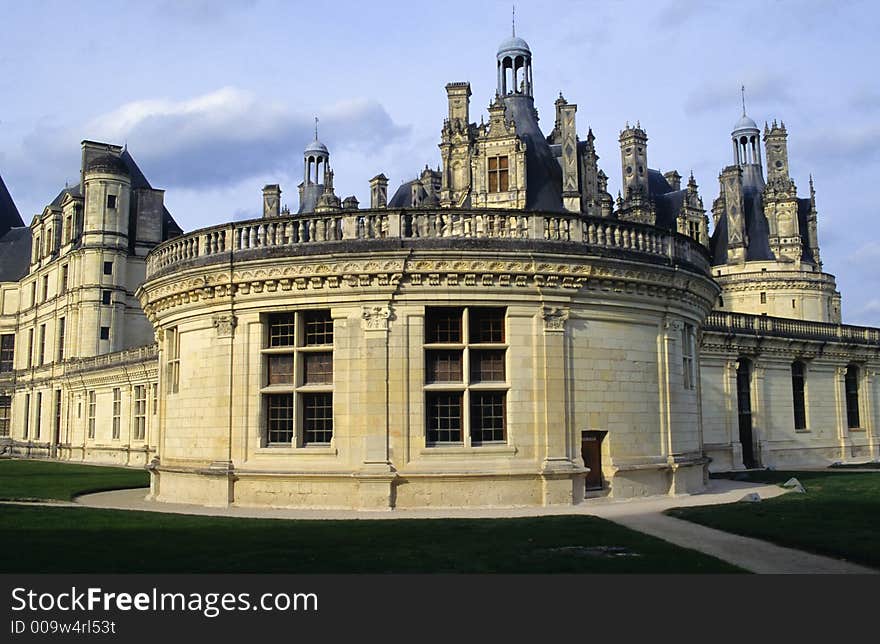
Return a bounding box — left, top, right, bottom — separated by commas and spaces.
154, 328, 165, 343
362, 305, 393, 331
212, 313, 237, 338
664, 317, 685, 333
541, 306, 569, 332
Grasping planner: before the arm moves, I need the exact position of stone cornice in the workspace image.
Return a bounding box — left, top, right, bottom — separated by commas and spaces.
138, 251, 719, 323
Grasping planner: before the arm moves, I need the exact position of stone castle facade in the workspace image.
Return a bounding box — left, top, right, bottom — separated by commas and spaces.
0, 32, 877, 508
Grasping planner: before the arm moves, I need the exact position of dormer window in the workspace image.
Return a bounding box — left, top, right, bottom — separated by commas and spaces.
107, 194, 117, 209
488, 156, 509, 193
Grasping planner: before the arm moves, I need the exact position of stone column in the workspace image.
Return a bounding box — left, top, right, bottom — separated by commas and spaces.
834, 366, 851, 459
724, 358, 741, 469
354, 304, 398, 509
538, 305, 580, 504
752, 363, 766, 466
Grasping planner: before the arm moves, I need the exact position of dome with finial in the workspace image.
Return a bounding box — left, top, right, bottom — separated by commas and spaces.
497, 6, 530, 58
304, 138, 329, 155
497, 35, 531, 58
732, 85, 758, 134
304, 116, 329, 155
732, 114, 759, 134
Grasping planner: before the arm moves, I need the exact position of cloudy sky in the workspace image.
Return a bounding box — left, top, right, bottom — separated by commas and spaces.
2, 0, 879, 325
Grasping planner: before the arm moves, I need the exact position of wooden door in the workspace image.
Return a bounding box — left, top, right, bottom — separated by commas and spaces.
581, 431, 605, 491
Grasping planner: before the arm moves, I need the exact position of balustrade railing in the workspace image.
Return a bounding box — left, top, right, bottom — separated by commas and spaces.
704, 311, 880, 345
146, 209, 710, 278
66, 344, 159, 374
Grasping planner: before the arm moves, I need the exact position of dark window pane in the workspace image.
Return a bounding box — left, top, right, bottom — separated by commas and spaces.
304, 310, 333, 346
471, 391, 506, 443
268, 313, 296, 347
426, 392, 462, 443
470, 350, 506, 382
425, 308, 462, 343
267, 393, 294, 444
426, 350, 463, 383
267, 354, 295, 385
470, 308, 505, 343
792, 362, 806, 430
302, 393, 333, 444
303, 352, 333, 385
0, 334, 14, 372
845, 365, 860, 429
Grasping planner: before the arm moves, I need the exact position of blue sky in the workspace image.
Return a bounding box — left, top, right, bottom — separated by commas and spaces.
2, 0, 879, 325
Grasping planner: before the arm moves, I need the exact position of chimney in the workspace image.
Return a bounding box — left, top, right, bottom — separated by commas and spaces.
262, 184, 281, 218
369, 174, 388, 209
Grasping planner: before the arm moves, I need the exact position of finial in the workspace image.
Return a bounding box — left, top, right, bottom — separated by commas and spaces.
314, 116, 319, 140
512, 4, 516, 37
741, 85, 746, 117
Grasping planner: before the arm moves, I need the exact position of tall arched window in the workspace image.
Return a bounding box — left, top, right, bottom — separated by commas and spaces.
791, 361, 806, 430
845, 364, 861, 429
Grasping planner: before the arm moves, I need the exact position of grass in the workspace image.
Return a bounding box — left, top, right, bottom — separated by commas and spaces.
0, 459, 149, 501
0, 459, 742, 573
0, 505, 742, 573
667, 470, 880, 569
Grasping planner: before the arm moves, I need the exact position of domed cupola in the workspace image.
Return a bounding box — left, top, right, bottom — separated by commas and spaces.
496, 12, 532, 98
731, 87, 762, 170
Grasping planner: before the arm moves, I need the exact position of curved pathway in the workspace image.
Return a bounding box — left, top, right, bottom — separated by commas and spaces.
71, 479, 877, 574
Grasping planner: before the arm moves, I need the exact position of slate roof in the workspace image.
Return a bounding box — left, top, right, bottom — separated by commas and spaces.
504, 95, 563, 212
709, 188, 814, 266
0, 173, 23, 237
0, 227, 32, 282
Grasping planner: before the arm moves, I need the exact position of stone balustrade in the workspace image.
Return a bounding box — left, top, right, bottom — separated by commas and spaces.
146, 209, 710, 278
65, 344, 159, 374
704, 311, 880, 345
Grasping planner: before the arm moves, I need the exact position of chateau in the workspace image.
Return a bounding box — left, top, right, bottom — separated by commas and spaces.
0, 31, 877, 509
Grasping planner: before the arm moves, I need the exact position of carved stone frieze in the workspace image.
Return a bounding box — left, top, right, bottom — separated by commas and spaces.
212, 313, 237, 338
362, 305, 393, 331
541, 306, 569, 332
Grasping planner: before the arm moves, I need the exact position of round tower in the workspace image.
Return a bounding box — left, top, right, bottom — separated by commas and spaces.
298, 129, 331, 214
731, 108, 764, 190
496, 28, 532, 97
81, 154, 132, 356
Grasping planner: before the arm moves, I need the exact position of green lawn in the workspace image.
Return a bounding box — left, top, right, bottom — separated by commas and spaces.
667, 470, 880, 569
0, 504, 742, 573
0, 459, 149, 501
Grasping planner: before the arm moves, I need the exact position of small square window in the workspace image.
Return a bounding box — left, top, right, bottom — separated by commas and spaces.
470, 350, 506, 382
107, 194, 117, 209
102, 290, 112, 305
268, 313, 295, 347
303, 310, 333, 346
426, 350, 463, 383
469, 308, 505, 343
303, 352, 333, 385
103, 261, 113, 276
100, 327, 110, 341
425, 308, 463, 344
267, 354, 294, 385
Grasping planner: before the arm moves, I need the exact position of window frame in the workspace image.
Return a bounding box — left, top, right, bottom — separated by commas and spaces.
166, 327, 180, 394
133, 385, 147, 441
424, 306, 509, 447
87, 391, 96, 439
487, 155, 510, 193
0, 334, 14, 372
845, 364, 861, 430
0, 395, 11, 437
792, 361, 807, 431
111, 387, 121, 440
261, 310, 334, 447
681, 323, 696, 390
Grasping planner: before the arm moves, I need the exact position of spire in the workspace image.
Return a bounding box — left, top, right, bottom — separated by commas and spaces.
512, 4, 516, 37
741, 85, 746, 117
314, 116, 319, 140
